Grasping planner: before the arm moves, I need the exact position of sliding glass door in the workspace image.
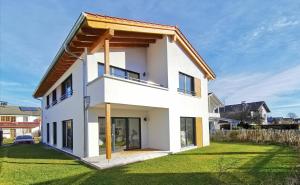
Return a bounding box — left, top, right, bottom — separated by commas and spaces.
98, 117, 141, 154
128, 118, 141, 149
112, 118, 127, 152
180, 117, 195, 147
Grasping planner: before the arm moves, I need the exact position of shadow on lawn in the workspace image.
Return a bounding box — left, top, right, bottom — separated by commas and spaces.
0, 143, 73, 160
31, 170, 293, 185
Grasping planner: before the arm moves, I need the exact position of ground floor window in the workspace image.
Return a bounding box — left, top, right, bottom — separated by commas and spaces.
62, 120, 73, 150
180, 117, 195, 147
53, 122, 57, 145
98, 117, 141, 154
47, 123, 50, 143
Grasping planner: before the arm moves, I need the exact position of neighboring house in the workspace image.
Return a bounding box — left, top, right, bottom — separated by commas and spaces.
208, 93, 224, 131
0, 104, 41, 138
33, 12, 216, 159
294, 118, 300, 124
219, 101, 271, 125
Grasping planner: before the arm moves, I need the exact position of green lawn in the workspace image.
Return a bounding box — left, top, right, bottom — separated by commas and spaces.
0, 142, 299, 185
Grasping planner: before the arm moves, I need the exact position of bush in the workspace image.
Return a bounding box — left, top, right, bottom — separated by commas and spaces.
211, 129, 300, 149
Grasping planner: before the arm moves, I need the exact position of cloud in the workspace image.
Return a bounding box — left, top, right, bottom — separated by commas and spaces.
209, 64, 300, 105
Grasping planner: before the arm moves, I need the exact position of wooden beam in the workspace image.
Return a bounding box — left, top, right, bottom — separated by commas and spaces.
105, 103, 112, 160
113, 31, 163, 39
104, 39, 110, 74
80, 27, 105, 36
90, 29, 114, 53
71, 41, 93, 48
76, 34, 98, 42
110, 37, 155, 44
110, 43, 149, 47
67, 46, 84, 52
86, 18, 175, 35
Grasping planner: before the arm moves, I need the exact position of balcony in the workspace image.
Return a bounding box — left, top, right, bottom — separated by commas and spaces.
87, 74, 169, 108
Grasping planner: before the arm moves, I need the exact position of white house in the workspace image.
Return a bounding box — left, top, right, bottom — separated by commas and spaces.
33, 12, 216, 159
0, 104, 41, 138
208, 93, 224, 131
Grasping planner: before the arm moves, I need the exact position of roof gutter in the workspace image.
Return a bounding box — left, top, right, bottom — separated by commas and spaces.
33, 12, 87, 98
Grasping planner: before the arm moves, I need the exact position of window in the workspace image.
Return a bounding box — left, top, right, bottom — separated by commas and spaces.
98, 63, 104, 77
178, 72, 194, 95
62, 120, 73, 150
110, 66, 126, 78
2, 116, 16, 122
47, 123, 50, 143
46, 95, 50, 109
61, 75, 73, 100
53, 122, 57, 145
52, 89, 57, 105
110, 66, 140, 80
180, 117, 195, 147
23, 116, 28, 122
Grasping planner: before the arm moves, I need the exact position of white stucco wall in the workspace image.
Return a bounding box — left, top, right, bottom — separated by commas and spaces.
166, 36, 210, 149
87, 48, 147, 83
42, 59, 85, 157
41, 35, 211, 157
146, 37, 168, 87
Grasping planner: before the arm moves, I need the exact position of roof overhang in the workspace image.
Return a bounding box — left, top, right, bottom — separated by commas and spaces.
33, 12, 216, 98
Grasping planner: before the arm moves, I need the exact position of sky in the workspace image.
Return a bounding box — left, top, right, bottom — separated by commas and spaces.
0, 0, 300, 117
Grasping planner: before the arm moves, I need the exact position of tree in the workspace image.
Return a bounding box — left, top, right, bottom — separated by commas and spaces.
287, 112, 297, 119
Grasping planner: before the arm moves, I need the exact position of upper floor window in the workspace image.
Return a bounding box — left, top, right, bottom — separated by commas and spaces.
23, 116, 28, 122
98, 63, 104, 77
46, 95, 50, 109
52, 89, 57, 105
178, 72, 194, 95
61, 75, 73, 100
110, 66, 140, 81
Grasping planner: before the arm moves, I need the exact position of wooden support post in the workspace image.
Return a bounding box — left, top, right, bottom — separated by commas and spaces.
104, 39, 110, 74
105, 103, 112, 159
195, 117, 203, 147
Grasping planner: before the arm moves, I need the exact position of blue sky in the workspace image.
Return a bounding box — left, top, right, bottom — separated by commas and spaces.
0, 0, 299, 117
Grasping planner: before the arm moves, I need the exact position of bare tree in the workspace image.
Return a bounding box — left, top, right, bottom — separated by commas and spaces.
287, 112, 297, 119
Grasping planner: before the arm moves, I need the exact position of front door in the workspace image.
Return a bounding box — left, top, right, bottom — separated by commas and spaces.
98, 117, 141, 154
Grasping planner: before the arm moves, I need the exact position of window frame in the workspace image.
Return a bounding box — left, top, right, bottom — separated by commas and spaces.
98, 62, 105, 77
61, 75, 73, 101
52, 89, 57, 106
110, 66, 140, 81
180, 117, 196, 148
62, 119, 73, 150
46, 95, 50, 109
178, 72, 195, 96
47, 123, 50, 143
53, 122, 57, 145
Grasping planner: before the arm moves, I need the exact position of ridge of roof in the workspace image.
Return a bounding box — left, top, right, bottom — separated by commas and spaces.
84, 12, 176, 29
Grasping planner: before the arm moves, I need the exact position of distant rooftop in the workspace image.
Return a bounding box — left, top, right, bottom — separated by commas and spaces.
0, 105, 41, 116
220, 101, 271, 113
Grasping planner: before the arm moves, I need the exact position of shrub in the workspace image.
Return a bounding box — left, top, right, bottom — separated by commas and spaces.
211, 129, 300, 149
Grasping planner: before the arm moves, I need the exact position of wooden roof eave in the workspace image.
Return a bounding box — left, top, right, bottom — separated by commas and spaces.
33, 13, 87, 98
33, 12, 216, 98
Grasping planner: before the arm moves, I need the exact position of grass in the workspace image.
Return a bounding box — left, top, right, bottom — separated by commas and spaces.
0, 142, 299, 185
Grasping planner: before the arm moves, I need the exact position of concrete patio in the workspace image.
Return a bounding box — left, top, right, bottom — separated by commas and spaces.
82, 149, 169, 169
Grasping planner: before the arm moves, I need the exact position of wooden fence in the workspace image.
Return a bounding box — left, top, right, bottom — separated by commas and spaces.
210, 129, 300, 148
